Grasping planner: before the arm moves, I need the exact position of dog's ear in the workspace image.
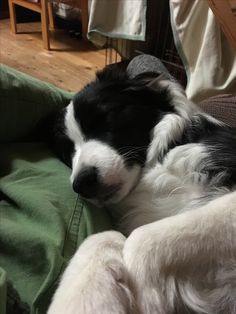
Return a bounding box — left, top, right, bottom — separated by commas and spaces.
96, 62, 129, 82
121, 73, 174, 113
134, 72, 172, 90
122, 72, 167, 94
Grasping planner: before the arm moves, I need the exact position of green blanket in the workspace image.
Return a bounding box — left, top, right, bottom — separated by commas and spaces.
0, 65, 112, 314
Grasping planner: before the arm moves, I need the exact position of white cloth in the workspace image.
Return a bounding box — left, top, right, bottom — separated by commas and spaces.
88, 0, 146, 46
170, 0, 236, 102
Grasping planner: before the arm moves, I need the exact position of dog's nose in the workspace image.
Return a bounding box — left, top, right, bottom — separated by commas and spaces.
73, 166, 99, 199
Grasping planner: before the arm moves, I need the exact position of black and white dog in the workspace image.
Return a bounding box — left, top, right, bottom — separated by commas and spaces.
48, 61, 236, 314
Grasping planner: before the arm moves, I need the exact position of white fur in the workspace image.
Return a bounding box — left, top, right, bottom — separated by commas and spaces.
123, 191, 236, 314
70, 140, 141, 205
65, 101, 84, 146
115, 143, 222, 234
48, 79, 236, 314
48, 231, 139, 314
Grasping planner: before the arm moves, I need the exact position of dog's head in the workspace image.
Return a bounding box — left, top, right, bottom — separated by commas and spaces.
63, 66, 182, 206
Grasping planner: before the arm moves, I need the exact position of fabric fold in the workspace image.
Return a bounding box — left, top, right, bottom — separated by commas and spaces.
88, 0, 147, 46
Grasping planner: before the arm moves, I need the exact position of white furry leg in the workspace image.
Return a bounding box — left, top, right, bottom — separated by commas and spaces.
48, 231, 138, 314
123, 192, 236, 314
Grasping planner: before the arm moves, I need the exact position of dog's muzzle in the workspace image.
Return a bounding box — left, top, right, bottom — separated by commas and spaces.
72, 166, 120, 202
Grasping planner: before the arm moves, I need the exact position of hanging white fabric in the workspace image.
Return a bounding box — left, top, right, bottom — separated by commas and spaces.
170, 0, 236, 102
87, 0, 147, 46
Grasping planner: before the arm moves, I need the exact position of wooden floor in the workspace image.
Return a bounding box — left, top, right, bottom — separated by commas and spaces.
0, 19, 108, 92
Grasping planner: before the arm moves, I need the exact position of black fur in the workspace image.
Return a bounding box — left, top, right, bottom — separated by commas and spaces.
34, 109, 74, 168
50, 109, 75, 167
49, 64, 236, 189
73, 68, 174, 166
181, 114, 236, 186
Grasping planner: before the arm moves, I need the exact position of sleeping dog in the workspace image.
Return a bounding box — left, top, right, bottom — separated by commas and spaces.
48, 62, 236, 314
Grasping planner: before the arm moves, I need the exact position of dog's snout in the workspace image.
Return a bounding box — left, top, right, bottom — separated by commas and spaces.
73, 166, 99, 199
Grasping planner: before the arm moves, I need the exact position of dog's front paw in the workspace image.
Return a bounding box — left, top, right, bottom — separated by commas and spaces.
48, 231, 138, 314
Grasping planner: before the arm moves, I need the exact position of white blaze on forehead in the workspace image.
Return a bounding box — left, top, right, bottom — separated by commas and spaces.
65, 101, 84, 145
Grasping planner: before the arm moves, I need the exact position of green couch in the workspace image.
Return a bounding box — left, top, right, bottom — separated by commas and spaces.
0, 64, 113, 314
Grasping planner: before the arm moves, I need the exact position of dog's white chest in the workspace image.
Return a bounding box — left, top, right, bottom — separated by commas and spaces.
114, 143, 228, 234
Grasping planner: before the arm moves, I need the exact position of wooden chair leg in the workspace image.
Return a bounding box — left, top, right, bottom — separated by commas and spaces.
80, 0, 88, 40
41, 0, 50, 50
48, 1, 55, 30
8, 0, 17, 34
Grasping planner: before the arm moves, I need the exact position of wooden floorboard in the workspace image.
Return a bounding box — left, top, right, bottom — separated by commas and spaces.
0, 19, 107, 92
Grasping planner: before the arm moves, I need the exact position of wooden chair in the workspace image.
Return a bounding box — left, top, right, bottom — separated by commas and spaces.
8, 0, 88, 50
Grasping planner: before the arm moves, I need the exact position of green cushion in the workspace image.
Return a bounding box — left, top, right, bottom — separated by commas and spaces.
0, 64, 73, 143
0, 267, 6, 314
0, 65, 113, 314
